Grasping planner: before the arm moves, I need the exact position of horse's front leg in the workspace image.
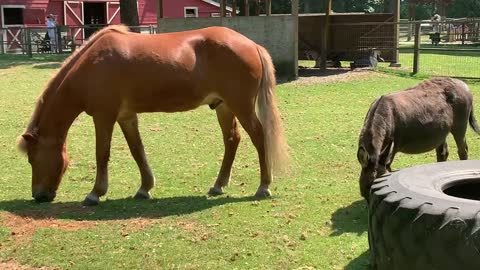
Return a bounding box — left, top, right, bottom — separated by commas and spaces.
83, 115, 116, 206
208, 105, 241, 196
118, 113, 155, 199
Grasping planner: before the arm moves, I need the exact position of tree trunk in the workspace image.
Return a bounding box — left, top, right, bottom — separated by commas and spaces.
120, 0, 140, 33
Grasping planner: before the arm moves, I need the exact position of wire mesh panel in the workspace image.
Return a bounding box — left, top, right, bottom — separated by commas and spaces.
414, 19, 480, 78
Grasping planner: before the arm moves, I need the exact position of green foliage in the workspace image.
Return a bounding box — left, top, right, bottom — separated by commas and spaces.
447, 0, 480, 18
332, 0, 386, 13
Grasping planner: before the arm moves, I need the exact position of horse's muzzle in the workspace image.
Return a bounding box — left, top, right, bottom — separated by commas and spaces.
32, 191, 56, 202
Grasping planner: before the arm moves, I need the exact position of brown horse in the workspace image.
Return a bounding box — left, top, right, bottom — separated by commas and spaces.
17, 25, 289, 205
357, 77, 480, 200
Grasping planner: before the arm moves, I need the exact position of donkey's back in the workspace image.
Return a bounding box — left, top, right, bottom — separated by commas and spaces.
386, 77, 477, 154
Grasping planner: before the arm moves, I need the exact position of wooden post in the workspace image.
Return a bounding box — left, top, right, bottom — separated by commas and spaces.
413, 23, 421, 74
232, 0, 237, 16
320, 0, 332, 71
255, 0, 260, 16
266, 0, 271, 16
244, 0, 249, 16
26, 28, 32, 58
390, 0, 401, 66
157, 0, 163, 21
220, 0, 227, 17
292, 0, 299, 78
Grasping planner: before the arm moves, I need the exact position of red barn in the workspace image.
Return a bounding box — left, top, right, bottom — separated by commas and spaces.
1, 0, 232, 27
1, 0, 232, 51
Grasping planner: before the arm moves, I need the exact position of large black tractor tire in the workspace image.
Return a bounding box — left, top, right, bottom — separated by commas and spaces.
368, 160, 480, 270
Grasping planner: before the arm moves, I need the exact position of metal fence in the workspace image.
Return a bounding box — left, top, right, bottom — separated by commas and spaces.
304, 19, 480, 79
0, 25, 157, 56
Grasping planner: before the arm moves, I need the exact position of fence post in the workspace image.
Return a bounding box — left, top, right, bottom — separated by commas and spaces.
413, 22, 421, 74
462, 23, 466, 45
26, 28, 33, 58
0, 30, 4, 54
57, 27, 63, 54
320, 0, 332, 71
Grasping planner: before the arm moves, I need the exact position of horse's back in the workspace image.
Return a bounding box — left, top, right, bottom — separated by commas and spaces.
69, 26, 264, 114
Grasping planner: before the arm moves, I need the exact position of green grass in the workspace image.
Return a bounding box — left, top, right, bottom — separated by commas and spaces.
1, 54, 480, 269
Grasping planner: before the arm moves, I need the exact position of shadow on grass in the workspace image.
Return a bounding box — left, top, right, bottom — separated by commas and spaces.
345, 250, 371, 270
33, 63, 62, 69
330, 199, 368, 236
0, 195, 256, 221
298, 67, 350, 78
0, 54, 68, 69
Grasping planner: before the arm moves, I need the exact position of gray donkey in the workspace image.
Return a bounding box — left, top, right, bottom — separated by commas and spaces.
357, 77, 480, 200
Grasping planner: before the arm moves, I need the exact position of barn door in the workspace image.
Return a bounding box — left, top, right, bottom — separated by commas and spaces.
106, 2, 121, 25
1, 5, 25, 52
64, 1, 84, 42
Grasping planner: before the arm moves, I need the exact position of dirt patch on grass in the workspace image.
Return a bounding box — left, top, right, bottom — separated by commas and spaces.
1, 212, 155, 243
293, 68, 388, 86
1, 212, 97, 243
0, 259, 58, 270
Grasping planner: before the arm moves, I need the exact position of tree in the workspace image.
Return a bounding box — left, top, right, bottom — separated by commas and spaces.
120, 0, 140, 32
447, 0, 480, 18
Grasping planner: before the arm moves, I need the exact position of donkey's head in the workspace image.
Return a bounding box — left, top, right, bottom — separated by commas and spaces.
18, 132, 69, 202
357, 145, 386, 200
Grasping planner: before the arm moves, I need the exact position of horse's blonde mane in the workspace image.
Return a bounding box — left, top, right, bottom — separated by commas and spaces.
18, 25, 130, 152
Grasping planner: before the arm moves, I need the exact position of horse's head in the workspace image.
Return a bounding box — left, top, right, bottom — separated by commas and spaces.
357, 145, 383, 201
17, 132, 69, 202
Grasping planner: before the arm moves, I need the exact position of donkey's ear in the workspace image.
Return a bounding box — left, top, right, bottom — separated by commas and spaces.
357, 146, 369, 168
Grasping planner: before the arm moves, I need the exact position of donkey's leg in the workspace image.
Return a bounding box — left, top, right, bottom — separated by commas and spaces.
453, 136, 469, 160
385, 151, 396, 172
235, 112, 271, 198
208, 105, 241, 196
118, 113, 155, 199
378, 142, 393, 176
84, 115, 116, 206
452, 126, 469, 160
436, 141, 449, 162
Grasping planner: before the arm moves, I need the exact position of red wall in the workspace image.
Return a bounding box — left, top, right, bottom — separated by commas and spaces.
1, 0, 62, 27
1, 0, 224, 28
162, 0, 222, 18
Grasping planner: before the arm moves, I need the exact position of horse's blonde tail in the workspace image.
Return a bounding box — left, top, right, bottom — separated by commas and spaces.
256, 46, 290, 177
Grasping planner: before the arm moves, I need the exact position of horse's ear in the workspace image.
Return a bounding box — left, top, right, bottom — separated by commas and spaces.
17, 132, 37, 153
22, 133, 38, 144
357, 146, 369, 168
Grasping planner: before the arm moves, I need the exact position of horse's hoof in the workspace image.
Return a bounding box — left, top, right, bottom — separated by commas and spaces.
134, 189, 151, 199
208, 186, 224, 196
82, 194, 99, 206
255, 188, 272, 199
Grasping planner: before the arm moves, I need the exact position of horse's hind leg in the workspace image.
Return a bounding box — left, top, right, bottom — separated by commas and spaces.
118, 113, 155, 199
84, 115, 116, 206
208, 105, 241, 196
234, 111, 271, 198
436, 141, 449, 162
